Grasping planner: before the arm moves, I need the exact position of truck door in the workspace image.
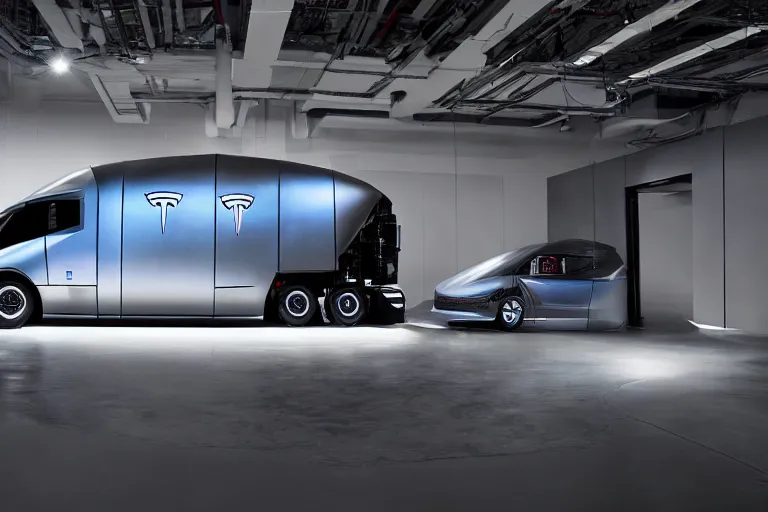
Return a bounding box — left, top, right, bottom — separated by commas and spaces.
120, 156, 216, 317
214, 155, 279, 317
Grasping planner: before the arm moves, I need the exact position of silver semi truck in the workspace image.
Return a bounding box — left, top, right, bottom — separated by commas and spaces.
0, 155, 404, 328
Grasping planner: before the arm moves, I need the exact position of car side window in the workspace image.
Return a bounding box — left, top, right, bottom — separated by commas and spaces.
529, 255, 564, 276
563, 256, 594, 276
0, 199, 81, 251
527, 255, 595, 278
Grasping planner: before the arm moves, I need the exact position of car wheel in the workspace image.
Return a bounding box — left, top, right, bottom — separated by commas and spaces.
331, 288, 366, 326
0, 282, 34, 329
497, 297, 524, 331
278, 286, 317, 327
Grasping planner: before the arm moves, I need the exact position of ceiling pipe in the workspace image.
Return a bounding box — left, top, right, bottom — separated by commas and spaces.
215, 34, 235, 129
174, 0, 186, 32
232, 0, 294, 89
28, 0, 84, 52
137, 0, 157, 49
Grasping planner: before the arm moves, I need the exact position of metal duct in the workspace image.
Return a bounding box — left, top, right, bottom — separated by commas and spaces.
232, 0, 294, 89
215, 36, 235, 129
29, 0, 84, 51
571, 0, 704, 67
90, 74, 150, 123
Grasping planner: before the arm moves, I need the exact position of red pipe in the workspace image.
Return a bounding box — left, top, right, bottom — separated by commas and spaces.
375, 8, 400, 41
213, 0, 225, 25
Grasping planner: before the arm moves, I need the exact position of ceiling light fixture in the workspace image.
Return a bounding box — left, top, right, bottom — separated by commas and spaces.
50, 56, 70, 74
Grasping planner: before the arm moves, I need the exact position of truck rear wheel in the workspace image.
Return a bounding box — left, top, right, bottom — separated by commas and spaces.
278, 286, 317, 327
331, 288, 366, 326
0, 281, 34, 329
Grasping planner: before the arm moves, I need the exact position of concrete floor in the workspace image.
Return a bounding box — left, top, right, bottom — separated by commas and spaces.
0, 319, 767, 511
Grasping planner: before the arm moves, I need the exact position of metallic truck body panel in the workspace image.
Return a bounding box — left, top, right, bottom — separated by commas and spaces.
214, 155, 279, 317
38, 285, 98, 316
94, 166, 124, 316
45, 177, 98, 288
0, 239, 48, 286
334, 173, 382, 260
279, 162, 336, 272
120, 155, 216, 317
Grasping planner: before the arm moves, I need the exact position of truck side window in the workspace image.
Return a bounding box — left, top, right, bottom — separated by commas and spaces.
0, 199, 81, 251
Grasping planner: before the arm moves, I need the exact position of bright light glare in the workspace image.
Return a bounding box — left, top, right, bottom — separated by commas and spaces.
615, 357, 682, 379
4, 325, 421, 355
50, 56, 70, 74
408, 321, 448, 330
688, 320, 738, 332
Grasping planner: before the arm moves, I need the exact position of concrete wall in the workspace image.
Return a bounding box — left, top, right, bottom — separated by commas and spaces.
548, 118, 768, 335
638, 192, 693, 328
0, 93, 627, 307
723, 120, 768, 335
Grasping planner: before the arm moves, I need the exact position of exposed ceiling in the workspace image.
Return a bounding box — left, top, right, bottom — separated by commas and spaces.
2, 0, 768, 143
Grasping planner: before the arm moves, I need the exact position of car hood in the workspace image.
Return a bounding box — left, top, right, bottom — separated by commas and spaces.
435, 275, 509, 298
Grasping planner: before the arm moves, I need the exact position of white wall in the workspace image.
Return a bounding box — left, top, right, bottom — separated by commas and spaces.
626, 129, 725, 328
548, 119, 768, 335
723, 120, 768, 334
0, 92, 626, 307
639, 192, 693, 328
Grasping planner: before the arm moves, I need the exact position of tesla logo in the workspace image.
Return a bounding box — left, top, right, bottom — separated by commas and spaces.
145, 191, 183, 234
220, 193, 254, 236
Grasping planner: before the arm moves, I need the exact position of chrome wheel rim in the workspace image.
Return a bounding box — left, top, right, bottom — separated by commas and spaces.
336, 292, 360, 317
501, 299, 522, 325
285, 290, 310, 317
0, 286, 26, 320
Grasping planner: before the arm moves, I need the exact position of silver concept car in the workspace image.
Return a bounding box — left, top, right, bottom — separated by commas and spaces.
433, 240, 626, 331
0, 155, 404, 329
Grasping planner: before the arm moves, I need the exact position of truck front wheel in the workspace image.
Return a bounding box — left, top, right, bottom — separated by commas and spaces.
278, 286, 318, 327
330, 288, 366, 326
0, 281, 34, 329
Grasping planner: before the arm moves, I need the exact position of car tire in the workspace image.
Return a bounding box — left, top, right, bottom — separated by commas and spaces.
330, 288, 366, 326
278, 286, 317, 327
497, 296, 524, 331
0, 281, 35, 329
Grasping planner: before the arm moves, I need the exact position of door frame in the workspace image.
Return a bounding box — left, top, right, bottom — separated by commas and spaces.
625, 173, 692, 328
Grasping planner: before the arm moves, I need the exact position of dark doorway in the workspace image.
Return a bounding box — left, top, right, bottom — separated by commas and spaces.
625, 174, 693, 328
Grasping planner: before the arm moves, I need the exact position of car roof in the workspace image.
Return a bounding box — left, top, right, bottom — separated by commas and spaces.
540, 239, 618, 257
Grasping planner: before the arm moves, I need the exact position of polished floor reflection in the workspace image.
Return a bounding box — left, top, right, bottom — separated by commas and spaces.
1, 323, 767, 511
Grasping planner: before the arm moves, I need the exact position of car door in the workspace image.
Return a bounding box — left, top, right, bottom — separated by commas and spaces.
519, 254, 594, 330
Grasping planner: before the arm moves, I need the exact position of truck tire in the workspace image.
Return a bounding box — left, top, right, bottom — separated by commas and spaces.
331, 288, 366, 326
278, 286, 317, 327
0, 281, 34, 329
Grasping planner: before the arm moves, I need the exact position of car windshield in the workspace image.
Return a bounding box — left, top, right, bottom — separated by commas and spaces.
448, 244, 543, 284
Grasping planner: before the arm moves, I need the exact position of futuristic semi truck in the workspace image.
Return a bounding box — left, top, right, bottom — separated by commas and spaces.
0, 155, 405, 329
